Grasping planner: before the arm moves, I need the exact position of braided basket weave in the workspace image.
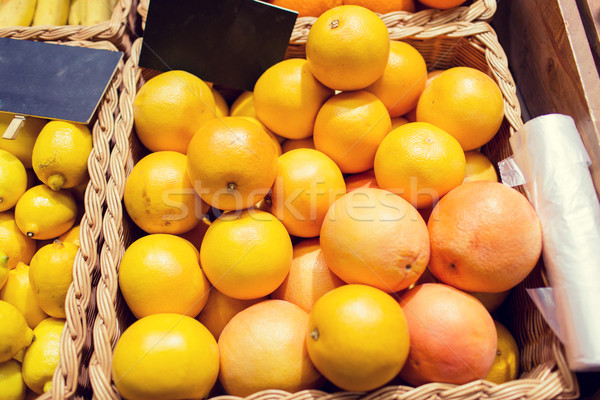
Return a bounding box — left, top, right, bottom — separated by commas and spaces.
89, 17, 581, 400
18, 40, 123, 400
0, 0, 135, 52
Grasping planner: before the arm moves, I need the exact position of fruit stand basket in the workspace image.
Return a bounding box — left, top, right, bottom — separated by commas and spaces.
0, 0, 136, 52
137, 0, 497, 33
16, 40, 122, 400
87, 16, 580, 400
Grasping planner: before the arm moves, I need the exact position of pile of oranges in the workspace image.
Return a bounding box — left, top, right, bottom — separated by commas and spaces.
112, 5, 537, 400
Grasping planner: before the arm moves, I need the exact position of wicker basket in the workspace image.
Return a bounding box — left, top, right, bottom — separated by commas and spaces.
9, 40, 123, 400
0, 0, 136, 52
90, 19, 580, 400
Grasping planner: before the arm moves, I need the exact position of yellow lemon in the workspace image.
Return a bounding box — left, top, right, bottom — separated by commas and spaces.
0, 113, 46, 169
463, 150, 499, 183
212, 87, 229, 118
0, 213, 36, 269
58, 225, 80, 247
0, 300, 34, 363
22, 318, 64, 394
14, 185, 77, 240
230, 91, 255, 117
0, 250, 8, 290
306, 284, 410, 391
485, 320, 520, 384
0, 262, 49, 329
200, 210, 292, 299
0, 149, 27, 212
133, 70, 216, 153
112, 313, 219, 400
0, 359, 26, 400
29, 240, 77, 318
119, 234, 210, 318
32, 121, 92, 191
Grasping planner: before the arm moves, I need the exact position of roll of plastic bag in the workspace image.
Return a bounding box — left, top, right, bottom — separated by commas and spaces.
498, 114, 600, 371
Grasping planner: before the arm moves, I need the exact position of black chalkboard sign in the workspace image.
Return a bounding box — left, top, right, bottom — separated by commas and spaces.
139, 0, 298, 91
0, 38, 122, 126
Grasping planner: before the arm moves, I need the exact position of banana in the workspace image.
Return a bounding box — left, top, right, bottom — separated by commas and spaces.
81, 0, 112, 25
32, 0, 69, 25
0, 0, 38, 27
67, 0, 80, 24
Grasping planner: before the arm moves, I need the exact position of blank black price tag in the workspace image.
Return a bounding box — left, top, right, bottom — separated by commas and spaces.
139, 0, 298, 91
0, 38, 123, 124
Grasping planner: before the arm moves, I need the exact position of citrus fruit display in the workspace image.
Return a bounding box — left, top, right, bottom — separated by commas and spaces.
112, 314, 219, 400
428, 181, 542, 293
398, 283, 497, 385
219, 300, 323, 396
307, 284, 410, 391
269, 148, 346, 237
320, 188, 430, 293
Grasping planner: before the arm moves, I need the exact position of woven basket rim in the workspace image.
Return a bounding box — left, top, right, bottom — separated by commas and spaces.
0, 0, 132, 45
137, 0, 497, 32
90, 16, 578, 400
22, 40, 123, 400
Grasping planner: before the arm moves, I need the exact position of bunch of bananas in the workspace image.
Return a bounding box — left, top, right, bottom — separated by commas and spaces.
0, 0, 118, 28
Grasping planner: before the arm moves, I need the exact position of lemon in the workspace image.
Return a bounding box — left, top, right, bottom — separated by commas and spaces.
1, 262, 49, 329
32, 121, 92, 191
0, 212, 36, 269
22, 318, 64, 394
0, 250, 8, 290
0, 300, 34, 363
0, 359, 26, 400
58, 225, 80, 247
119, 234, 210, 319
485, 320, 520, 384
306, 284, 410, 392
0, 149, 27, 212
0, 113, 46, 169
29, 240, 77, 319
230, 91, 255, 117
112, 313, 219, 400
14, 185, 77, 240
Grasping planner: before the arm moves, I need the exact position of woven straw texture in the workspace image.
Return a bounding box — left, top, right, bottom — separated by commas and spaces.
89, 17, 580, 400
0, 0, 134, 51
17, 40, 122, 400
137, 0, 496, 33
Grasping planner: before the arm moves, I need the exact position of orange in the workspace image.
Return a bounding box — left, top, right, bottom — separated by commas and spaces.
342, 0, 415, 13
271, 239, 345, 312
344, 169, 379, 192
282, 137, 315, 153
119, 234, 210, 318
463, 150, 498, 182
230, 91, 255, 118
269, 149, 346, 237
485, 321, 520, 384
219, 300, 322, 396
307, 284, 410, 391
428, 181, 542, 293
0, 212, 36, 269
403, 69, 444, 122
365, 41, 427, 117
306, 5, 390, 91
177, 218, 211, 251
398, 283, 497, 385
254, 58, 334, 139
320, 188, 430, 293
418, 0, 467, 9
390, 116, 409, 130
124, 151, 207, 234
416, 67, 504, 151
374, 122, 466, 208
314, 91, 391, 173
187, 117, 278, 211
200, 210, 292, 299
211, 87, 229, 118
269, 0, 342, 17
238, 116, 283, 156
133, 70, 216, 153
196, 289, 266, 340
